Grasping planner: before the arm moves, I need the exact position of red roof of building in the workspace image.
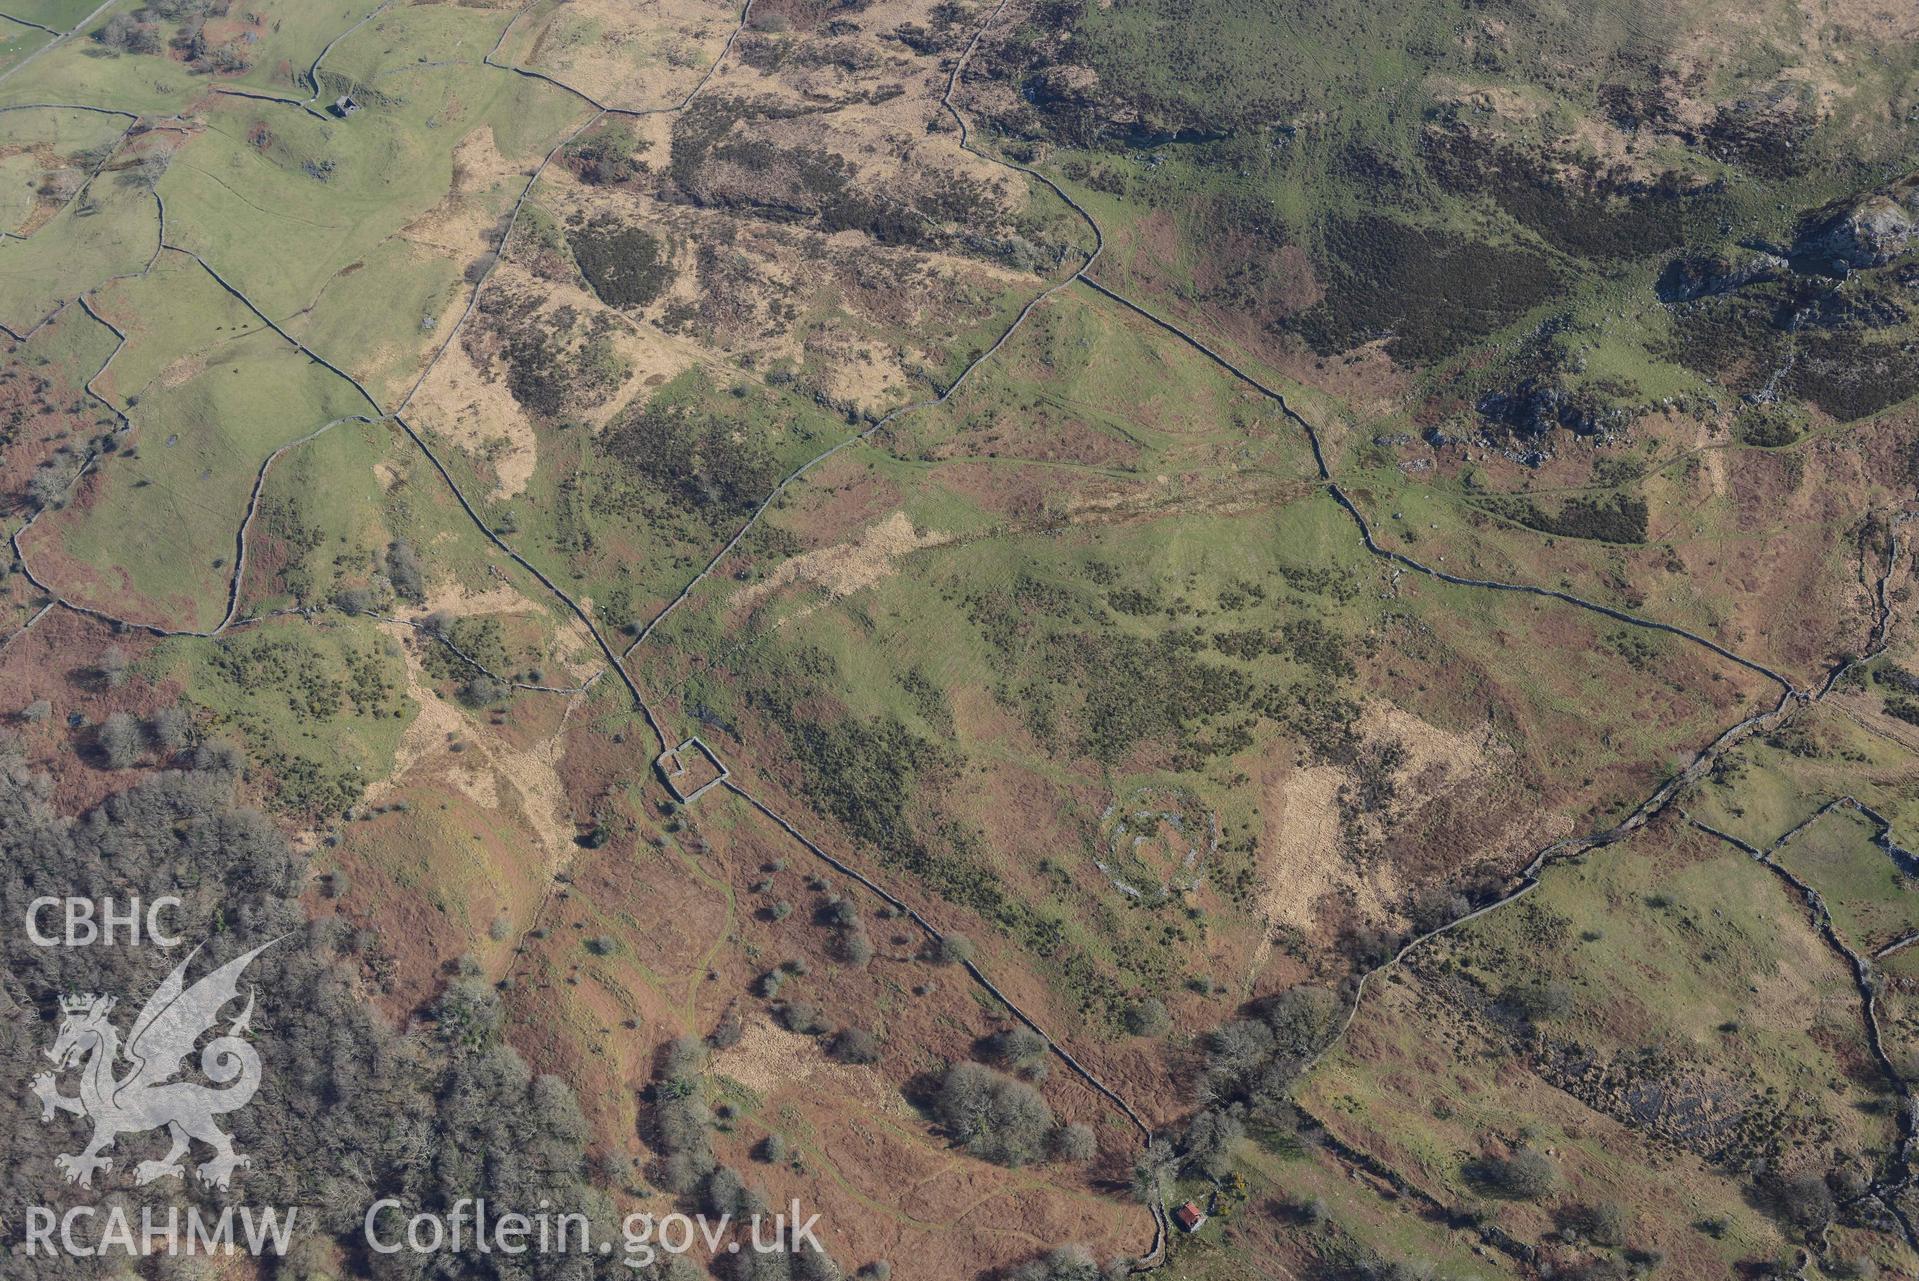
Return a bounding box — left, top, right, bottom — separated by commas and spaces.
1174, 1202, 1206, 1231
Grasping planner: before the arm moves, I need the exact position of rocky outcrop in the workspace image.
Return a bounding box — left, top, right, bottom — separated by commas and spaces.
1794, 174, 1919, 271
1655, 250, 1789, 302
1022, 63, 1102, 112
1658, 175, 1919, 306
1476, 378, 1627, 439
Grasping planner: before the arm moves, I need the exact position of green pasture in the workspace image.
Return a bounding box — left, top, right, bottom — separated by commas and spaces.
37, 328, 368, 629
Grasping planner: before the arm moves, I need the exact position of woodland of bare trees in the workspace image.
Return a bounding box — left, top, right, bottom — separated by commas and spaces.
0, 752, 613, 1279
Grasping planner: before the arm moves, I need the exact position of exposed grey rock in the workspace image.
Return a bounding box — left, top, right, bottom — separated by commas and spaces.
1655, 250, 1789, 302
1475, 378, 1627, 439
1794, 176, 1919, 270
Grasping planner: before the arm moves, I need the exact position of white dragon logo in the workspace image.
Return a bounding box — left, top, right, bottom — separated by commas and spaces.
29, 939, 280, 1191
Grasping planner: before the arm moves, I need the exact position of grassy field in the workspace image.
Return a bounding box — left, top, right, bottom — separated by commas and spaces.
157, 610, 414, 817
209, 0, 377, 99
881, 286, 1315, 481
1776, 808, 1919, 956
623, 279, 1781, 1067
282, 233, 463, 405
0, 105, 126, 233
432, 356, 863, 644
0, 0, 1909, 1275
0, 0, 106, 29
0, 0, 399, 115
0, 8, 199, 116
979, 0, 1919, 699
1296, 818, 1909, 1279
0, 151, 152, 332
0, 21, 52, 78
494, 0, 741, 111
234, 409, 613, 699
87, 252, 264, 396
159, 67, 579, 328
1687, 700, 1919, 850
0, 291, 121, 505
26, 327, 370, 629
